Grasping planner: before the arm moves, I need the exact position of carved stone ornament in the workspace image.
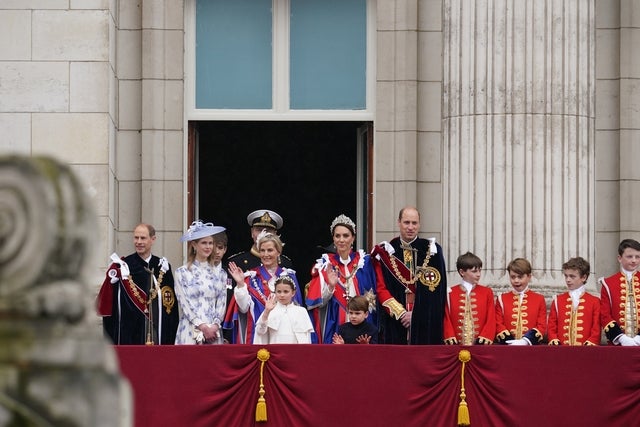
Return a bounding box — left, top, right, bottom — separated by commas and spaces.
0, 156, 131, 427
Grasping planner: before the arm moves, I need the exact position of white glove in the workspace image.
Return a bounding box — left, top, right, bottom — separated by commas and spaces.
159, 257, 169, 273
634, 335, 640, 345
119, 261, 130, 279
109, 253, 130, 279
618, 335, 637, 346
506, 338, 530, 346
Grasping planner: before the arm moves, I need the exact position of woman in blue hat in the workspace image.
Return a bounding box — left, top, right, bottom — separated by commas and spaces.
174, 220, 229, 344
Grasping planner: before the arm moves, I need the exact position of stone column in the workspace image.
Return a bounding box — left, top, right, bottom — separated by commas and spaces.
443, 0, 595, 293
139, 0, 185, 262
375, 0, 445, 243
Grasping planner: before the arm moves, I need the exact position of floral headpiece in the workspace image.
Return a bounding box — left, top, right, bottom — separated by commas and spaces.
330, 214, 356, 235
275, 271, 296, 289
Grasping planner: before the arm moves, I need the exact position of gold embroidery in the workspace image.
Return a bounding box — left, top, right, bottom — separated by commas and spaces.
388, 244, 434, 287
161, 286, 175, 314
127, 277, 146, 306
403, 248, 414, 272
416, 266, 441, 291
460, 292, 475, 345
382, 298, 407, 320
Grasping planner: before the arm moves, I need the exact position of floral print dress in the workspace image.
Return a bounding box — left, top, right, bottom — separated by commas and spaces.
174, 260, 228, 344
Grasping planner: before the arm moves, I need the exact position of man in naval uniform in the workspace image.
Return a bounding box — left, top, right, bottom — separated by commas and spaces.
372, 206, 447, 345
227, 209, 292, 270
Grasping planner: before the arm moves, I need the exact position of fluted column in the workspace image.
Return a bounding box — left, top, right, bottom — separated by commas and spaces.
443, 0, 595, 292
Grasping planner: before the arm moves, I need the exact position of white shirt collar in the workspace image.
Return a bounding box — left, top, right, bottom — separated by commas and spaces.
461, 281, 474, 294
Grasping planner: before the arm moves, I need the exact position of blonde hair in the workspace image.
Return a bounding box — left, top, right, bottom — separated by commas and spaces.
186, 231, 227, 268
257, 232, 283, 254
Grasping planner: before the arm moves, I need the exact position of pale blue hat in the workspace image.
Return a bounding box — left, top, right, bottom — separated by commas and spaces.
180, 220, 226, 242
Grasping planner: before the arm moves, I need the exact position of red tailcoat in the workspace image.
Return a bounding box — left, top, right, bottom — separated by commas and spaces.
599, 271, 640, 343
444, 284, 495, 345
495, 289, 547, 344
547, 291, 600, 345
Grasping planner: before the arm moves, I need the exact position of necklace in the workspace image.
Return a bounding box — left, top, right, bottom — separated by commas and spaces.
336, 257, 360, 281
388, 246, 432, 286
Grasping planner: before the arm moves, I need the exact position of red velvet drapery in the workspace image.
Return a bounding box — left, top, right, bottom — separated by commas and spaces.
116, 345, 640, 427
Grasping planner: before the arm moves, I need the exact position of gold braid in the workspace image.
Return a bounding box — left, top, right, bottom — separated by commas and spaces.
146, 268, 165, 305
388, 250, 432, 286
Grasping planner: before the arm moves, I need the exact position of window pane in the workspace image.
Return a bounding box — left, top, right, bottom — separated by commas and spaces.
290, 0, 367, 110
196, 0, 272, 109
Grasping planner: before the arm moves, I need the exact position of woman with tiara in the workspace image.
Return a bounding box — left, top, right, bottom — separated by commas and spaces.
226, 231, 307, 343
306, 214, 382, 343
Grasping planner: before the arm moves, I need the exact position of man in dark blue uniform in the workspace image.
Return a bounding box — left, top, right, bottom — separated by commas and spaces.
373, 207, 447, 345
97, 223, 179, 345
227, 209, 292, 269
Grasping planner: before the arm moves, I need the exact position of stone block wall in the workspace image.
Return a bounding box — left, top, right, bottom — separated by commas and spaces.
0, 2, 116, 284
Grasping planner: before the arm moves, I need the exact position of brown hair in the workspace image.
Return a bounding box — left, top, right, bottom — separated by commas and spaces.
562, 256, 590, 278
456, 252, 483, 271
274, 275, 296, 291
398, 206, 420, 221
136, 223, 156, 237
618, 239, 640, 255
506, 258, 532, 275
347, 295, 369, 312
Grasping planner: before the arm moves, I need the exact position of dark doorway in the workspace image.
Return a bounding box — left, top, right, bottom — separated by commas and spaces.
194, 121, 370, 285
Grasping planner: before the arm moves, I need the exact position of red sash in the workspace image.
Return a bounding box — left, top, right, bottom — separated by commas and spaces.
247, 283, 269, 307
95, 262, 148, 318
372, 245, 416, 293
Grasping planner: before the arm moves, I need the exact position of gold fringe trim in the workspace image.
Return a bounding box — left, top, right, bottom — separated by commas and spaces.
256, 348, 270, 422
457, 350, 471, 426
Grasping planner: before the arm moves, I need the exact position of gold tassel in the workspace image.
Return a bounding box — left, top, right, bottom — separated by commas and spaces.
457, 349, 471, 426
256, 397, 267, 422
255, 348, 271, 422
458, 400, 470, 426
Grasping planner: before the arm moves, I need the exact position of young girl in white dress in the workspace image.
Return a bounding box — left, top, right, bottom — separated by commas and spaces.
253, 276, 314, 344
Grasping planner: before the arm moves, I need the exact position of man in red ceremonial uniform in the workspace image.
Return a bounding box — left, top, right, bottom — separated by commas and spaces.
373, 206, 447, 344
548, 257, 600, 346
443, 252, 495, 345
495, 258, 546, 345
599, 239, 640, 346
96, 223, 179, 345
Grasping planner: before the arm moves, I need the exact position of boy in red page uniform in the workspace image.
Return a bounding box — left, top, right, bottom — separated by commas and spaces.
495, 258, 546, 345
599, 239, 640, 346
548, 257, 600, 346
444, 252, 495, 345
